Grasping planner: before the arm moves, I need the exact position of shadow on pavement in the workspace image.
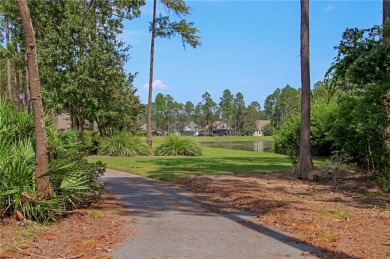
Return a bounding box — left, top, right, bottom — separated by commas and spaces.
102, 171, 355, 259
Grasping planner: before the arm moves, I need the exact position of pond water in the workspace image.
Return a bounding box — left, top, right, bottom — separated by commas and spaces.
199, 141, 273, 152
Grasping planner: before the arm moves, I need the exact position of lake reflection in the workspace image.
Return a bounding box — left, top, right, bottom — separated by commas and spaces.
199, 141, 273, 152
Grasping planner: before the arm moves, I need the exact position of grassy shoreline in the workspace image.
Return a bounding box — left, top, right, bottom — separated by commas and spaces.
88, 144, 296, 181
88, 136, 327, 182
139, 135, 273, 145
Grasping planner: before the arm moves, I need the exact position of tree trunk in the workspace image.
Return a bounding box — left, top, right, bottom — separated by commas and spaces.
294, 0, 314, 179
16, 0, 52, 198
383, 0, 390, 157
5, 15, 14, 103
23, 53, 32, 113
22, 66, 28, 111
13, 53, 21, 110
146, 0, 157, 151
77, 114, 85, 141
70, 107, 75, 129
51, 107, 58, 129
383, 0, 390, 45
0, 66, 2, 97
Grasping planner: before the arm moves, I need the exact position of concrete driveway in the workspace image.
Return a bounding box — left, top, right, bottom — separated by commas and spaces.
102, 169, 324, 259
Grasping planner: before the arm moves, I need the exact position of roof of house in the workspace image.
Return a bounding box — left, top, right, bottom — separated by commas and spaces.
139, 124, 147, 131
203, 121, 229, 130
184, 122, 198, 131
256, 120, 271, 130
57, 113, 71, 130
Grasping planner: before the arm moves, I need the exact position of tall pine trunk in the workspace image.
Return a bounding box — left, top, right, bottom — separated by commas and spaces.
0, 66, 2, 97
13, 53, 21, 110
5, 15, 14, 103
21, 66, 28, 110
294, 0, 314, 179
383, 0, 390, 156
23, 52, 31, 112
146, 0, 157, 151
16, 0, 52, 198
383, 0, 390, 45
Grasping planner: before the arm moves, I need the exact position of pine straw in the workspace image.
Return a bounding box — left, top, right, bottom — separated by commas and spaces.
0, 191, 135, 259
179, 172, 390, 258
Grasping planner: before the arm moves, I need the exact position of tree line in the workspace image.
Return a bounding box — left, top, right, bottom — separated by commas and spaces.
141, 89, 267, 135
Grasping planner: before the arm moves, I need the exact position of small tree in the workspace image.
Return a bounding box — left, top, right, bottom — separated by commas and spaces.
16, 0, 52, 198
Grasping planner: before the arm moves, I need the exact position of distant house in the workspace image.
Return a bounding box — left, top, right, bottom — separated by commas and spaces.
202, 121, 232, 136
138, 123, 147, 132
204, 121, 229, 130
253, 120, 270, 136
56, 112, 100, 131
138, 124, 165, 136
182, 122, 199, 136
57, 113, 72, 130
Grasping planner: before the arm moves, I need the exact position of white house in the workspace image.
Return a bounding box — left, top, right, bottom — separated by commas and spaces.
253, 120, 270, 136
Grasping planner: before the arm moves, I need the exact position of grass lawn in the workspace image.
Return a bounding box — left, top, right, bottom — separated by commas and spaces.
89, 135, 326, 181
88, 146, 297, 181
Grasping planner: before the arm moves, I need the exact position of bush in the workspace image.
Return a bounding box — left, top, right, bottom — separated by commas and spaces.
98, 132, 149, 156
155, 135, 202, 156
47, 127, 81, 160
262, 124, 274, 136
374, 168, 390, 192
273, 115, 300, 164
82, 129, 102, 155
0, 99, 106, 222
0, 134, 106, 222
273, 101, 337, 162
47, 159, 106, 210
329, 84, 389, 173
0, 98, 34, 140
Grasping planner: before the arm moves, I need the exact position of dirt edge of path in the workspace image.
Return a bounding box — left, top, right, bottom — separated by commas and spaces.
174, 172, 390, 259
0, 191, 135, 259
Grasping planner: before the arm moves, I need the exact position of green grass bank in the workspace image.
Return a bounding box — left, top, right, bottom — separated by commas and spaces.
88, 145, 295, 181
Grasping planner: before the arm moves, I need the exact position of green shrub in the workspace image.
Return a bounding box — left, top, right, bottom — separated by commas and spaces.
273, 115, 300, 164
273, 101, 337, 163
373, 168, 390, 192
98, 132, 149, 156
262, 124, 274, 136
329, 84, 389, 173
0, 98, 34, 140
155, 135, 202, 156
82, 129, 102, 155
0, 136, 106, 221
46, 159, 106, 210
0, 99, 106, 222
47, 127, 81, 160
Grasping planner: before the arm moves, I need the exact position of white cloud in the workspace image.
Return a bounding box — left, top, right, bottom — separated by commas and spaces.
120, 30, 147, 46
143, 79, 167, 89
121, 29, 144, 37
324, 5, 336, 12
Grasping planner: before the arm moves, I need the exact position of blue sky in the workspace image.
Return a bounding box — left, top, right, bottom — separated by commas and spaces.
121, 1, 382, 108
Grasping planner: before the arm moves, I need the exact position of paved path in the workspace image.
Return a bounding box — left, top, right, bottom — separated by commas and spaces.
102, 169, 323, 259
